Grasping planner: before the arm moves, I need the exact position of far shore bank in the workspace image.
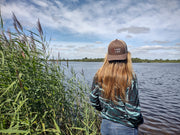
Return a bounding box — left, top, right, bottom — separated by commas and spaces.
49, 58, 180, 63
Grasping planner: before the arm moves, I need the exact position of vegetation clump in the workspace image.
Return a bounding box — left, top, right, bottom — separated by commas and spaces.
0, 13, 100, 134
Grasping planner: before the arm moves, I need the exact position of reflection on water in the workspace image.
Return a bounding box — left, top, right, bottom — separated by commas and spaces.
62, 62, 180, 135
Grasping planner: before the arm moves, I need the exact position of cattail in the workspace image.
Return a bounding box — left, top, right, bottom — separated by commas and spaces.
37, 19, 43, 38
30, 32, 36, 51
13, 13, 23, 33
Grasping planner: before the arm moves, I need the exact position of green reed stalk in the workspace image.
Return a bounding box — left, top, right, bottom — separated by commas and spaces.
0, 12, 101, 134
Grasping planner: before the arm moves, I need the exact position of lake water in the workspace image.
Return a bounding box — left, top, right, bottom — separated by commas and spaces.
61, 62, 180, 135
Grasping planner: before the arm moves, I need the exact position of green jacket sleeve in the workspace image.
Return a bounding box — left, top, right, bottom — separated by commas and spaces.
125, 75, 144, 127
89, 77, 102, 111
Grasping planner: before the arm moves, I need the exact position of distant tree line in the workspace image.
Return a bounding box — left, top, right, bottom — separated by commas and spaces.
49, 57, 180, 63
131, 58, 180, 63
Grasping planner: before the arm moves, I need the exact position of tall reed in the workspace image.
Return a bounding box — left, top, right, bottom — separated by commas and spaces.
0, 12, 100, 134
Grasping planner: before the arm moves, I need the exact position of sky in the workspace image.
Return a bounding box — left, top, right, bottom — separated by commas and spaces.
1, 0, 180, 60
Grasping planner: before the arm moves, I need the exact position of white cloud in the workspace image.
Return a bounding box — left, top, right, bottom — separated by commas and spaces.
50, 43, 180, 60
95, 41, 103, 44
1, 0, 180, 59
49, 41, 107, 59
2, 0, 180, 39
151, 40, 170, 44
126, 35, 132, 38
130, 45, 180, 59
31, 0, 48, 7
117, 26, 150, 34
135, 45, 180, 51
50, 40, 180, 59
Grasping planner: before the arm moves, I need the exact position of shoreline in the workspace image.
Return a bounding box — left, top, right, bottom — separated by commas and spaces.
48, 58, 180, 63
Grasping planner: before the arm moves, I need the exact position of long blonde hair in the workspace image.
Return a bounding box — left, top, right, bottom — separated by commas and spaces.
96, 52, 133, 102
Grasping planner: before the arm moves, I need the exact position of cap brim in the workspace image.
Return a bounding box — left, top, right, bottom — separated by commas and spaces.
107, 53, 127, 61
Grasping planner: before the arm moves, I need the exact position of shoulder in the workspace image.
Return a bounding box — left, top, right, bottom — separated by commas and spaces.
132, 72, 137, 81
127, 72, 138, 92
94, 73, 98, 81
91, 74, 100, 90
92, 74, 99, 85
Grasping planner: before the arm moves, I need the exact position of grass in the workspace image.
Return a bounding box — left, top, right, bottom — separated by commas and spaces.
0, 12, 101, 134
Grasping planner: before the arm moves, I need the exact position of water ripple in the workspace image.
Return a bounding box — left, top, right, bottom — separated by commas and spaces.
136, 63, 180, 135
65, 62, 180, 135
